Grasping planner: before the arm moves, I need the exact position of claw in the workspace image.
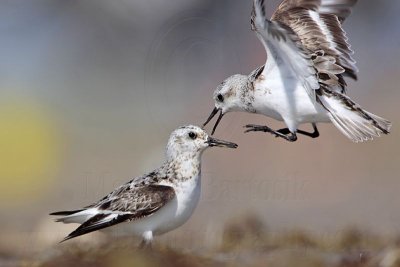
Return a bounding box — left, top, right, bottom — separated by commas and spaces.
243, 124, 298, 142
244, 124, 273, 133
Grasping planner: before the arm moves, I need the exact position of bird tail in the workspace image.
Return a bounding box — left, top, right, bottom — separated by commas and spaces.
318, 90, 391, 142
50, 208, 97, 224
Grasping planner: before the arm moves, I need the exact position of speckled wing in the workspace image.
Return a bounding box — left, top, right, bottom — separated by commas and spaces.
61, 184, 175, 241
252, 0, 320, 101
271, 0, 358, 83
274, 0, 357, 22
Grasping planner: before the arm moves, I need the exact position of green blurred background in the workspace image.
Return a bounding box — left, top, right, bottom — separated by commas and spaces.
0, 0, 399, 262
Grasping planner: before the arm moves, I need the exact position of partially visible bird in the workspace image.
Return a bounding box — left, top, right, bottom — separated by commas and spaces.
50, 125, 237, 248
203, 0, 391, 142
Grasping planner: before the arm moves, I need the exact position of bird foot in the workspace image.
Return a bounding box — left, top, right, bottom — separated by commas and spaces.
138, 239, 153, 250
244, 124, 278, 136
244, 124, 297, 142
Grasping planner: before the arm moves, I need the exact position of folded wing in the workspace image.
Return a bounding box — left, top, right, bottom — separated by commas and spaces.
52, 184, 175, 242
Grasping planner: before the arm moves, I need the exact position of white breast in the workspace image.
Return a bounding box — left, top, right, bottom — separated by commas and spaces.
252, 66, 330, 131
165, 176, 202, 232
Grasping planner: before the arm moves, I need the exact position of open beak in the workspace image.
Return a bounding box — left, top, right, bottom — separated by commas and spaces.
203, 107, 224, 135
206, 136, 238, 149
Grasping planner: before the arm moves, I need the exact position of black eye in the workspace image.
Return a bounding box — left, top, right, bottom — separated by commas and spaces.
217, 94, 224, 102
188, 132, 197, 140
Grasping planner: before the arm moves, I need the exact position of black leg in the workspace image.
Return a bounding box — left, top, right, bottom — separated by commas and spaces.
300, 123, 320, 138
276, 128, 290, 135
277, 123, 320, 139
244, 124, 298, 142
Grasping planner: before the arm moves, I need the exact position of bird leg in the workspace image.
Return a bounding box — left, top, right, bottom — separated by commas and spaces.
244, 124, 298, 142
138, 231, 153, 250
277, 123, 320, 139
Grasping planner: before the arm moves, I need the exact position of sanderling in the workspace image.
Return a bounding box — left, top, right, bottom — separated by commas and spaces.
203, 0, 391, 142
50, 125, 237, 248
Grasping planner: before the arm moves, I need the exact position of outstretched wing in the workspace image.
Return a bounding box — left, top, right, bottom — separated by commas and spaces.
251, 0, 320, 101
272, 0, 358, 81
275, 0, 357, 23
58, 184, 175, 242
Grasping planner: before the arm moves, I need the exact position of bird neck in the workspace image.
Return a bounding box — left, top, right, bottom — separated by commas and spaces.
165, 154, 202, 182
237, 79, 256, 113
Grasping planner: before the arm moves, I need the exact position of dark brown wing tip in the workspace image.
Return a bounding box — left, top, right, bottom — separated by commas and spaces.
50, 209, 84, 216
58, 213, 133, 243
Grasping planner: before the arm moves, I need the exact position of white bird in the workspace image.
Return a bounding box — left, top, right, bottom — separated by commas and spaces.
203, 0, 391, 142
50, 125, 237, 248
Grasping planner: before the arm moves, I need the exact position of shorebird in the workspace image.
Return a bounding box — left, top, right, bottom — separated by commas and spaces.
50, 125, 237, 248
203, 0, 391, 142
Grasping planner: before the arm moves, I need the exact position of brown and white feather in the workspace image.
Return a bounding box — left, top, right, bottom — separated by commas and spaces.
274, 0, 357, 22
57, 171, 176, 241
271, 0, 358, 83
251, 0, 320, 100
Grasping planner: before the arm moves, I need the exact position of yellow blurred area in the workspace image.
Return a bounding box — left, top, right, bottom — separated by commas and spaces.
0, 97, 60, 207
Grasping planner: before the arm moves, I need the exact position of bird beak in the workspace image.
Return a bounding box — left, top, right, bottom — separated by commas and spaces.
203, 107, 224, 135
206, 136, 238, 149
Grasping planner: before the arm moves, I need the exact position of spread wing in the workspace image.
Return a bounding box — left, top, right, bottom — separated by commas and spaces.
58, 184, 175, 242
251, 0, 320, 101
272, 0, 358, 82
275, 0, 357, 22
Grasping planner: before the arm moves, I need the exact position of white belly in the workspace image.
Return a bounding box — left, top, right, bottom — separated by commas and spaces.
253, 76, 330, 131
110, 177, 201, 237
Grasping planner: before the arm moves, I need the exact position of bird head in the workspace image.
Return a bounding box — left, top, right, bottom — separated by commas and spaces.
203, 74, 249, 134
166, 125, 237, 160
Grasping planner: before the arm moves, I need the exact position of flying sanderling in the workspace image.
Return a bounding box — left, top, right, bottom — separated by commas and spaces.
203, 0, 391, 142
50, 125, 237, 248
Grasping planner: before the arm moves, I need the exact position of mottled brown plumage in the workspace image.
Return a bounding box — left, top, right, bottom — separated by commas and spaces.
274, 0, 357, 22
251, 0, 358, 92
272, 1, 358, 81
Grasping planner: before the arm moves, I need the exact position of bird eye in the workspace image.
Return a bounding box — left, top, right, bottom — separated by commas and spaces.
217, 94, 224, 102
188, 132, 197, 140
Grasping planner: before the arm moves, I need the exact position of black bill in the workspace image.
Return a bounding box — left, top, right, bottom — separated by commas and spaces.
203, 107, 224, 135
206, 136, 238, 149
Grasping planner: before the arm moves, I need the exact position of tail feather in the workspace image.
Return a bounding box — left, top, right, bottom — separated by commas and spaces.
365, 111, 392, 134
50, 208, 98, 224
49, 209, 84, 216
319, 90, 391, 142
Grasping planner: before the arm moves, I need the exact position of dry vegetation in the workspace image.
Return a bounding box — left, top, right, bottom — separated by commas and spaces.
3, 215, 400, 267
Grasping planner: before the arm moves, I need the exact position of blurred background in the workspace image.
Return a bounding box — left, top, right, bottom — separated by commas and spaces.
0, 0, 399, 266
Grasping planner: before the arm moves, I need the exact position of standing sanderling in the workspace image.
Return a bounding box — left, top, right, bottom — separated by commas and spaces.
203, 0, 391, 142
50, 125, 237, 248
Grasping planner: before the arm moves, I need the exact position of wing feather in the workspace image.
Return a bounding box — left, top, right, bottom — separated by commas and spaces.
274, 0, 357, 22
56, 184, 175, 241
60, 213, 132, 242
271, 0, 358, 81
252, 0, 320, 100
